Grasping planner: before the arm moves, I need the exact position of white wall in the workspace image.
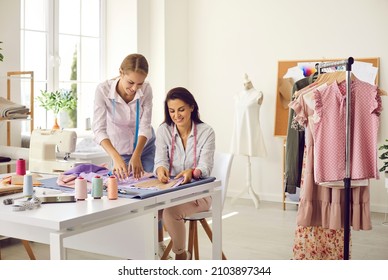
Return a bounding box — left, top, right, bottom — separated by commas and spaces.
182, 0, 388, 212
105, 0, 138, 78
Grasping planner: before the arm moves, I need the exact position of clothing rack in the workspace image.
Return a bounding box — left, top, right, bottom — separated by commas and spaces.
317, 57, 354, 260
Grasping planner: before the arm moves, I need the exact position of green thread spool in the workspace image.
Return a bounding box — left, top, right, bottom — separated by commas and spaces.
92, 175, 103, 199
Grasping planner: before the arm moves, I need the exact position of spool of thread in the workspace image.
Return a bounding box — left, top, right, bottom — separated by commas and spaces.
75, 177, 88, 200
23, 174, 33, 197
16, 158, 26, 176
91, 175, 103, 199
107, 175, 118, 200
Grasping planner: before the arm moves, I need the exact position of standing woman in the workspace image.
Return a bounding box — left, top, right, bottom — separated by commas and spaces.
92, 54, 155, 179
154, 87, 216, 260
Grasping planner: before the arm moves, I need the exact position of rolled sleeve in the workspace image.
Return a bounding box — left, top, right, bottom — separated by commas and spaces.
196, 125, 216, 177
154, 124, 171, 174
92, 82, 110, 145
138, 83, 153, 141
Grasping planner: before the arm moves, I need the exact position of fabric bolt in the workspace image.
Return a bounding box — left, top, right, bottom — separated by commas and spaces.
154, 122, 215, 178
314, 78, 381, 183
230, 88, 267, 157
92, 78, 153, 155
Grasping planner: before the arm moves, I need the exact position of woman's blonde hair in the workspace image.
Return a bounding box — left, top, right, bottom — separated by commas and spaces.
120, 53, 149, 75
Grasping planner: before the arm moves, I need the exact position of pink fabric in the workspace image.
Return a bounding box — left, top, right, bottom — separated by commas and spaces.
290, 90, 371, 231
314, 78, 381, 183
162, 197, 211, 254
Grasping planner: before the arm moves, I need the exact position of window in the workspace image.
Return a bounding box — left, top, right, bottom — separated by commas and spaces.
20, 0, 104, 130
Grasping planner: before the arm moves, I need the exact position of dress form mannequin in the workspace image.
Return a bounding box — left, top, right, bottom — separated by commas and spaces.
230, 74, 267, 208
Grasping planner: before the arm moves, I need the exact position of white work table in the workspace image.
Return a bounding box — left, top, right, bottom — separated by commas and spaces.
0, 178, 222, 260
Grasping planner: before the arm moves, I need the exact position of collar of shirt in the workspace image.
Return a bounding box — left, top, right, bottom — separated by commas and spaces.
172, 121, 195, 139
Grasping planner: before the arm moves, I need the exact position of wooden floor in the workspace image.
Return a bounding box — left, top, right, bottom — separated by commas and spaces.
1, 198, 388, 260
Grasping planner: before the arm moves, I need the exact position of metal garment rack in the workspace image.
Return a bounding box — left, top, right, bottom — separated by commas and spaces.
317, 57, 354, 260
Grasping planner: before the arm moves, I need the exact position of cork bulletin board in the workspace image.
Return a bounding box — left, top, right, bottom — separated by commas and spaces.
274, 57, 380, 137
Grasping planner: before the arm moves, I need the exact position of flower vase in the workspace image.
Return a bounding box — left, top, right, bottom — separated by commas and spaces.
52, 116, 60, 130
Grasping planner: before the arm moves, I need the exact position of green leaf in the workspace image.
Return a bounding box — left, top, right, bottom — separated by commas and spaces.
36, 89, 77, 115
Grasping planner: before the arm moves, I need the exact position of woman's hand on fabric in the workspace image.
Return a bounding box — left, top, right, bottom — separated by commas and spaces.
129, 155, 144, 179
156, 167, 170, 184
174, 169, 193, 184
113, 157, 129, 180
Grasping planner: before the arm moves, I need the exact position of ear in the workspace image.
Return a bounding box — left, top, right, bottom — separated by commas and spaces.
191, 105, 194, 112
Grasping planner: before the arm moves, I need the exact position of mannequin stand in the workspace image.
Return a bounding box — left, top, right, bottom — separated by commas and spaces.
231, 156, 260, 208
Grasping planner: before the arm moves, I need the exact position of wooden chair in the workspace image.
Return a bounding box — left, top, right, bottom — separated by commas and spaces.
161, 152, 233, 260
0, 237, 36, 260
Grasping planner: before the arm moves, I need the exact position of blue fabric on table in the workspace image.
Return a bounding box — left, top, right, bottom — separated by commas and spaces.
38, 176, 216, 199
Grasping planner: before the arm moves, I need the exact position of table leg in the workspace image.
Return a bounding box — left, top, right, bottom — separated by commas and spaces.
212, 188, 222, 260
50, 232, 66, 260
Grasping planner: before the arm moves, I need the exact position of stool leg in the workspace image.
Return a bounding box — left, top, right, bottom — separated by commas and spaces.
161, 240, 173, 260
21, 240, 36, 260
193, 221, 200, 260
187, 221, 195, 259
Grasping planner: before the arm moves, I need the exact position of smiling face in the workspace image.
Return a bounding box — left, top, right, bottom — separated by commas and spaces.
117, 71, 147, 102
167, 98, 193, 129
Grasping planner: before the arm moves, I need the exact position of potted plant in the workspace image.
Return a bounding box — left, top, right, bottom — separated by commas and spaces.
36, 89, 77, 130
379, 139, 388, 189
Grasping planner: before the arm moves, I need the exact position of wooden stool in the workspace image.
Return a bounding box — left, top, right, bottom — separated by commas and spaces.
0, 239, 36, 260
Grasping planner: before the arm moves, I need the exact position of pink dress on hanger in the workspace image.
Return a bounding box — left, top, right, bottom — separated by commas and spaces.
314, 78, 381, 183
289, 82, 372, 260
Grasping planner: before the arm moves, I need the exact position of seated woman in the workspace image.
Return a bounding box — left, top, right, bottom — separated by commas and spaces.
154, 87, 215, 260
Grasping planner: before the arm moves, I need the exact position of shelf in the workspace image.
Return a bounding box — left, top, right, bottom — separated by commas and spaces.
0, 117, 31, 121
0, 159, 17, 167
0, 71, 34, 173
4, 71, 34, 146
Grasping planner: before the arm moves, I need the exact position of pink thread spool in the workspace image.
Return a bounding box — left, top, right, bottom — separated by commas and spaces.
16, 158, 26, 176
75, 177, 87, 201
107, 175, 118, 200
